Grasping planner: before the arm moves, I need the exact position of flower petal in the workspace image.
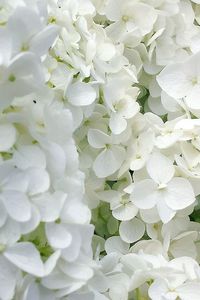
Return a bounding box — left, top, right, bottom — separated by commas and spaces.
165, 177, 195, 210
4, 242, 44, 276
119, 218, 145, 243
66, 82, 96, 106
45, 223, 72, 249
93, 146, 125, 178
2, 191, 31, 222
147, 152, 174, 184
0, 124, 16, 152
131, 179, 158, 209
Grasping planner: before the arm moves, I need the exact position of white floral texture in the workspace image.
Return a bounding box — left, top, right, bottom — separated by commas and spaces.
1, 0, 200, 300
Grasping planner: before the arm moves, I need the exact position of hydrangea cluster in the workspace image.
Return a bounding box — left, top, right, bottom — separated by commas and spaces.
1, 0, 200, 299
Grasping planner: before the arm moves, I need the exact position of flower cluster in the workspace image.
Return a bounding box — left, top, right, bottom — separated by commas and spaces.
1, 0, 200, 299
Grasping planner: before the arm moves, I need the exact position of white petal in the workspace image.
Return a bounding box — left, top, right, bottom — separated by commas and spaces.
2, 191, 31, 222
0, 256, 17, 300
4, 242, 44, 276
177, 282, 200, 300
13, 145, 46, 170
109, 114, 127, 135
157, 63, 192, 100
43, 142, 66, 179
59, 261, 93, 280
93, 146, 125, 178
148, 279, 169, 300
147, 152, 174, 184
131, 179, 158, 209
140, 206, 160, 224
45, 223, 72, 249
44, 250, 61, 276
20, 206, 40, 234
148, 96, 167, 116
61, 202, 91, 224
170, 234, 197, 259
0, 80, 36, 108
186, 84, 200, 110
0, 124, 16, 152
61, 231, 81, 262
30, 25, 59, 57
33, 191, 66, 222
66, 82, 96, 106
161, 91, 179, 112
112, 202, 138, 221
132, 3, 157, 35
0, 219, 21, 245
0, 201, 7, 227
120, 253, 147, 272
9, 52, 44, 84
105, 236, 129, 255
44, 107, 73, 145
165, 177, 195, 210
119, 218, 145, 243
24, 283, 40, 300
88, 129, 110, 149
97, 43, 116, 61
0, 28, 11, 65
2, 169, 28, 192
156, 200, 176, 224
26, 168, 50, 195
105, 0, 122, 21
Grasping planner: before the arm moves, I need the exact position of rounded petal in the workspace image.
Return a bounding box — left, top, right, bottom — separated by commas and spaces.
131, 179, 158, 209
61, 202, 91, 224
33, 191, 66, 222
177, 282, 200, 300
88, 129, 110, 149
109, 114, 127, 135
148, 279, 169, 300
30, 24, 59, 57
2, 191, 31, 222
105, 236, 129, 255
147, 152, 174, 184
66, 82, 96, 106
157, 63, 192, 99
112, 202, 138, 221
0, 201, 7, 227
0, 256, 17, 300
93, 146, 126, 178
4, 242, 44, 276
45, 223, 72, 249
26, 168, 50, 195
0, 124, 16, 152
13, 145, 46, 170
165, 177, 195, 210
156, 199, 176, 224
119, 218, 145, 243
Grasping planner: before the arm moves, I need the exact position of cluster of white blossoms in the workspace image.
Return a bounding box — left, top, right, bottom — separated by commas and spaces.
1, 0, 200, 299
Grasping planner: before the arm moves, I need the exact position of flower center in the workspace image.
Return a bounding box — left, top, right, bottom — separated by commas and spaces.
157, 183, 167, 190
122, 15, 129, 22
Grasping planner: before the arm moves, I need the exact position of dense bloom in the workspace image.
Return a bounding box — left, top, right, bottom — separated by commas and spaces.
1, 0, 200, 300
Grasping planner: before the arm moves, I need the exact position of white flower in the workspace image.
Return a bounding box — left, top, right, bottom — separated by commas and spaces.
157, 52, 200, 110
97, 190, 138, 221
0, 49, 44, 109
88, 129, 126, 178
105, 0, 157, 37
131, 152, 196, 223
7, 6, 59, 57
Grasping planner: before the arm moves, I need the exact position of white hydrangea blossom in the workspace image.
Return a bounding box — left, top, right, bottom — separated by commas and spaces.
1, 0, 200, 299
